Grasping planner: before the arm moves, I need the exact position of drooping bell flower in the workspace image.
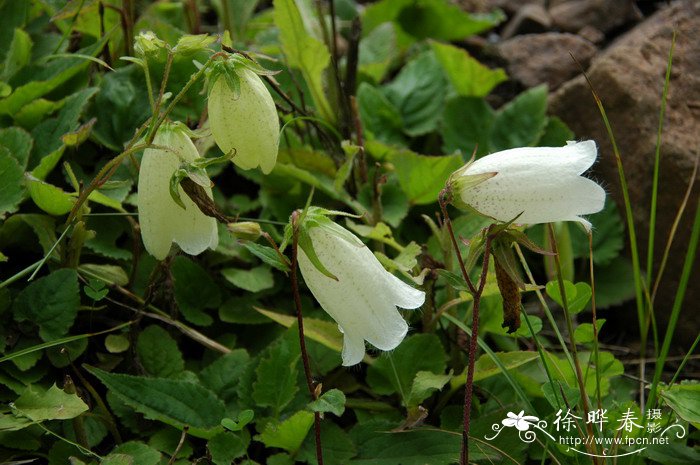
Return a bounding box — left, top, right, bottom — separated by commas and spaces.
448, 140, 606, 231
207, 56, 279, 174
295, 208, 425, 366
138, 123, 218, 260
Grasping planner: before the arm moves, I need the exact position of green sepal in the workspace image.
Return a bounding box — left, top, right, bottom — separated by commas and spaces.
297, 227, 337, 281
169, 168, 188, 210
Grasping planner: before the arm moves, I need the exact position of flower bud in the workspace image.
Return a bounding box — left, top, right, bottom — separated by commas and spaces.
208, 60, 279, 174
228, 221, 262, 241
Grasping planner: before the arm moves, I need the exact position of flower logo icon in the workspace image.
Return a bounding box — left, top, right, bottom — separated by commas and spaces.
502, 411, 540, 432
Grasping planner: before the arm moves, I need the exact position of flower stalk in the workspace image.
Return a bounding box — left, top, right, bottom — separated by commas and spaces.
290, 211, 324, 465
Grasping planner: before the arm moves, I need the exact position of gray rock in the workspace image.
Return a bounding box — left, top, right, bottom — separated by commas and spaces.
550, 0, 641, 33
497, 33, 596, 89
501, 3, 552, 39
549, 0, 700, 345
485, 0, 545, 14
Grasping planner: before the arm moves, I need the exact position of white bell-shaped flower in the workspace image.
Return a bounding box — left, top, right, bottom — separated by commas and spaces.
296, 214, 425, 366
138, 123, 218, 260
208, 59, 279, 174
451, 140, 606, 231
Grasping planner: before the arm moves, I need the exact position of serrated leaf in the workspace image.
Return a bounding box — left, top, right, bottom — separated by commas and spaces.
0, 146, 25, 215
308, 389, 346, 417
13, 384, 88, 421
171, 256, 221, 326
240, 241, 290, 272
199, 349, 251, 405
208, 430, 249, 464
13, 268, 79, 341
384, 50, 446, 137
659, 383, 700, 427
367, 334, 447, 400
440, 96, 495, 157
431, 41, 506, 97
388, 149, 463, 205
357, 82, 406, 146
407, 371, 452, 408
298, 421, 357, 465
0, 126, 32, 169
350, 426, 465, 465
256, 410, 314, 453
136, 326, 185, 378
490, 85, 548, 151
85, 366, 225, 438
252, 338, 300, 415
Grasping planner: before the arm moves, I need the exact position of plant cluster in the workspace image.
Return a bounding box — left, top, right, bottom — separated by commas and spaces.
0, 1, 697, 465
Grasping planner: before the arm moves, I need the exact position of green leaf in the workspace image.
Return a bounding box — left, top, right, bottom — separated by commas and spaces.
472, 351, 539, 382
208, 430, 249, 464
538, 116, 574, 146
570, 199, 625, 266
221, 409, 254, 432
13, 268, 80, 341
388, 149, 463, 205
31, 87, 98, 162
407, 371, 452, 408
542, 380, 580, 410
256, 410, 314, 453
252, 337, 300, 415
222, 266, 274, 293
384, 50, 446, 137
255, 308, 345, 355
364, 0, 504, 43
659, 382, 700, 427
490, 85, 548, 151
545, 280, 592, 314
110, 441, 162, 465
136, 325, 185, 378
593, 257, 636, 308
358, 23, 398, 83
357, 82, 406, 146
367, 333, 447, 399
0, 126, 33, 169
2, 28, 32, 81
440, 96, 494, 157
273, 0, 333, 123
240, 241, 290, 272
79, 263, 129, 286
13, 384, 88, 422
25, 176, 74, 215
105, 334, 130, 354
431, 41, 506, 97
351, 426, 464, 465
199, 349, 251, 405
85, 366, 225, 438
0, 146, 25, 215
91, 64, 151, 150
574, 319, 606, 344
0, 34, 108, 116
308, 389, 346, 417
171, 256, 221, 326
298, 421, 357, 465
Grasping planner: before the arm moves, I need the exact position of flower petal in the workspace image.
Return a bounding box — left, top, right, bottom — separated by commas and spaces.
138, 129, 218, 260
298, 226, 419, 365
